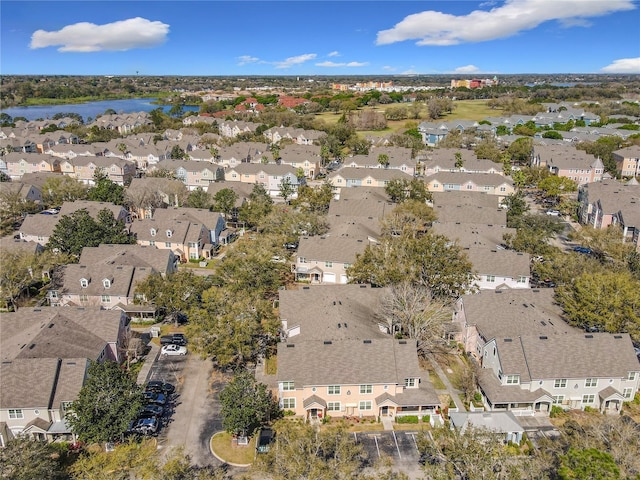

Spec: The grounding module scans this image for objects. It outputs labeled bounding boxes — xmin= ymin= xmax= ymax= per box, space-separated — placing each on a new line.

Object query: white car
xmin=161 ymin=344 xmax=187 ymax=356
xmin=546 ymin=210 xmax=561 ymax=216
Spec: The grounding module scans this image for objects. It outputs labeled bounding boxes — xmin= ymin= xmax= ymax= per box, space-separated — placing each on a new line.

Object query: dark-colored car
xmin=142 ymin=391 xmax=167 ymax=406
xmin=573 ymin=246 xmax=592 ymax=254
xmin=139 ymin=404 xmax=164 ymax=418
xmin=145 ymin=381 xmax=176 ymax=395
xmin=284 ymin=241 xmax=299 ymax=250
xmin=160 ymin=333 xmax=187 ymax=346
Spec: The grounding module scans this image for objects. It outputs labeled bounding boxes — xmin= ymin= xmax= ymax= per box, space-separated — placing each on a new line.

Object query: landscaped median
xmin=209 ymin=432 xmax=256 ymax=467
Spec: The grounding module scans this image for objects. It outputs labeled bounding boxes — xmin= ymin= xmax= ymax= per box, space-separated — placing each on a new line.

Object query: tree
xmin=66 ymin=360 xmax=143 ymax=443
xmin=555 ymin=271 xmax=640 ymax=343
xmin=0 ymin=436 xmax=66 ymax=480
xmin=212 ymin=188 xmax=239 ymax=218
xmin=454 ymin=151 xmax=464 ymax=168
xmin=501 ymin=191 xmax=529 ymax=228
xmin=377 ymin=153 xmax=390 ymax=168
xmin=278 ymin=177 xmax=296 ymax=203
xmin=542 ymin=130 xmax=563 ymax=139
xmin=0 ymin=189 xmax=40 ymax=235
xmin=378 ymin=282 xmax=450 ymax=354
xmin=380 ymin=200 xmax=436 ymax=238
xmin=558 ymin=448 xmax=620 ymax=480
xmin=185 ymin=187 xmax=211 ymax=209
xmin=256 ymin=419 xmax=367 ymax=480
xmin=239 ymin=184 xmax=273 ymax=228
xmin=41 ymin=175 xmax=88 ymax=206
xmin=292 ymin=181 xmax=335 ymax=214
xmin=170 ymin=145 xmax=187 ymax=160
xmin=134 ymin=270 xmax=212 ymax=322
xmin=47 ymin=208 xmax=134 ymax=257
xmin=538 ymin=175 xmax=577 ymax=200
xmin=507 ymin=137 xmax=534 ymax=165
xmin=385 ymin=178 xmax=431 ymax=204
xmin=348 ymin=233 xmax=474 ymax=299
xmin=503 ymin=214 xmax=564 ymax=256
xmin=219 ymin=371 xmax=280 ymax=439
xmin=87 ymin=171 xmax=125 ymax=204
xmin=187 ymin=289 xmax=279 ymax=368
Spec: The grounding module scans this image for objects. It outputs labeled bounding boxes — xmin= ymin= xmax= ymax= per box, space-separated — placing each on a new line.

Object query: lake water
xmin=0 ymin=98 xmax=200 ymax=122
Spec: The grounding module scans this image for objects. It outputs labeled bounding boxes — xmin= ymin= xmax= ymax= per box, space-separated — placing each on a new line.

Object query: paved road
xmin=355 ymin=430 xmax=424 ymax=480
xmin=160 ymin=354 xmax=221 ymax=466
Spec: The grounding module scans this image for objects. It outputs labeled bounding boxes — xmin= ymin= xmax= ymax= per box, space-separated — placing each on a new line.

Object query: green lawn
xmin=210 ymin=432 xmax=256 ymax=465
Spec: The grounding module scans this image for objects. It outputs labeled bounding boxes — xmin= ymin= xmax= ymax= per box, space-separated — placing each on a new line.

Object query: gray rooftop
xmin=431 ymin=223 xmax=516 ymax=249
xmin=464 ymin=247 xmax=531 ymax=278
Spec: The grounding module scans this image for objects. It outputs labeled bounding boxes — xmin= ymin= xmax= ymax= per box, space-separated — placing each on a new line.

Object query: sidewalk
xmin=136 ymin=341 xmax=160 ymax=385
xmin=426 ymin=354 xmax=467 ymax=412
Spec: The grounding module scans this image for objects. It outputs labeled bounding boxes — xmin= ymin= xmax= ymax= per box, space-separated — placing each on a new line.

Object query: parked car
xmin=573 ymin=246 xmax=592 ymax=254
xmin=161 ymin=344 xmax=187 ymax=356
xmin=145 ymin=381 xmax=175 ymax=395
xmin=160 ymin=333 xmax=187 ymax=346
xmin=138 ymin=404 xmax=164 ymax=418
xmin=545 ymin=209 xmax=561 ymax=216
xmin=284 ymin=241 xmax=299 ymax=250
xmin=143 ymin=391 xmax=167 ymax=406
xmin=128 ymin=417 xmax=159 ymax=435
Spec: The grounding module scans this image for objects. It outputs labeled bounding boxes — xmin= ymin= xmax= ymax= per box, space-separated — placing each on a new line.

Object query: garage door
xmin=323 ymin=273 xmax=336 ymax=283
xmin=340 ymin=274 xmax=348 ymax=284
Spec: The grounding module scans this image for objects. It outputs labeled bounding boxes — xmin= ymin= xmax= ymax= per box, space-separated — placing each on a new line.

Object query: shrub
xmin=473 ymin=392 xmax=483 ymax=404
xmin=283 ymin=409 xmax=295 ymax=416
xmin=583 ymin=406 xmax=596 ymax=413
xmin=550 ymin=405 xmax=564 ymax=418
xmin=422 ymin=415 xmax=430 ymax=423
xmin=396 ymin=415 xmax=419 ymax=424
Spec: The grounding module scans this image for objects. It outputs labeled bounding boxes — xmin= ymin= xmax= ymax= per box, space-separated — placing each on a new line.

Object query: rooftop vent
xmin=504 ymin=338 xmax=512 ymax=342
xmin=48 ymin=323 xmax=54 ymax=328
xmin=33 ymin=308 xmax=41 ymax=312
xmin=363 ymin=340 xmax=372 ymax=344
xmin=286 ymin=344 xmax=295 ymax=348
xmin=614 ymin=335 xmax=622 ymax=339
xmin=539 ymin=336 xmax=548 ymax=340
xmin=541 ymin=321 xmax=547 ymax=326
xmin=585 ymin=335 xmax=593 ymax=339
xmin=359 ymin=285 xmax=367 ymax=288
xmin=303 ymin=286 xmax=309 ymax=290
xmin=399 ymin=340 xmax=407 ymax=345
xmin=343 ymin=323 xmax=348 ymax=328
xmin=323 ymin=341 xmax=332 ymax=345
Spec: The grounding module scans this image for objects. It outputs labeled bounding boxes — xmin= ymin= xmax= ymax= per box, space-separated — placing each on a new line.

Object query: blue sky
xmin=2 ymin=1 xmax=639 ymax=76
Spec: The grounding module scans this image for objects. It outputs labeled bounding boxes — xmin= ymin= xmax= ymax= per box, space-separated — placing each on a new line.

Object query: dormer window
xmin=80 ymin=278 xmax=89 ymax=288
xmin=150 ymin=228 xmax=156 ymax=237
xmin=166 ymin=229 xmax=172 ymax=238
xmin=102 ymin=278 xmax=111 ymax=289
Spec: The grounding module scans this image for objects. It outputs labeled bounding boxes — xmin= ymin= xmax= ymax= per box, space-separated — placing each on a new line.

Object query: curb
xmin=209 ymin=431 xmax=253 ymax=467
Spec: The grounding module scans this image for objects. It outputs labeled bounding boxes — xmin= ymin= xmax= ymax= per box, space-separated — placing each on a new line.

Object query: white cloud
xmin=383 ymin=66 xmax=397 ymax=72
xmin=601 ymin=57 xmax=640 ymax=73
xmin=376 ymin=0 xmax=635 ymax=46
xmin=453 ymin=65 xmax=481 ymax=74
xmin=273 ymin=53 xmax=317 ymax=69
xmin=328 ymin=51 xmax=340 ymax=57
xmin=237 ymin=55 xmax=260 ymax=66
xmin=316 ymin=61 xmax=368 ymax=68
xmin=30 ymin=17 xmax=169 ymax=52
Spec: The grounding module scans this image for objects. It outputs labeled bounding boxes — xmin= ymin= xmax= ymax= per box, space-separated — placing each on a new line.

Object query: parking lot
xmin=354 ymin=430 xmax=424 ymax=477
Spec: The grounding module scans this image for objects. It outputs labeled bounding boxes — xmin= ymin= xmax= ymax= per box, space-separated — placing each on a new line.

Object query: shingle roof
xmin=477 ymin=369 xmax=552 ymax=404
xmin=0 ymin=358 xmax=60 ymax=409
xmin=79 ymin=244 xmax=173 ymax=274
xmin=464 ymin=247 xmax=530 ymax=278
xmin=0 ymin=307 xmax=122 ymax=361
xmin=279 ymin=284 xmax=389 ymax=341
xmin=297 ymin=235 xmax=371 ymax=264
xmin=431 ymin=223 xmax=516 ymax=249
xmin=276 ymin=339 xmax=422 ymax=386
xmin=460 ymin=290 xmax=575 ymax=342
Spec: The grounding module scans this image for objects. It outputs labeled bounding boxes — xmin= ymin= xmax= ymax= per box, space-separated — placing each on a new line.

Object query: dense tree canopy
xmin=47 ymin=208 xmax=134 ymax=257
xmin=0 ymin=436 xmax=66 ymax=480
xmin=66 ymin=360 xmax=143 ymax=443
xmin=219 ymin=371 xmax=280 ymax=438
xmin=87 ymin=171 xmax=125 ymax=204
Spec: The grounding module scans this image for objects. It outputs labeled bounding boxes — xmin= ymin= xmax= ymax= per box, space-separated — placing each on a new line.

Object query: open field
xmin=314 ymin=100 xmax=501 ymax=137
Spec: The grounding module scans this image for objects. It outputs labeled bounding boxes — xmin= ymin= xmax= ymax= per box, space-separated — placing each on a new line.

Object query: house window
xmin=582 ymin=394 xmax=595 ymax=404
xmin=61 ymin=401 xmax=73 ymax=412
xmin=165 ymin=242 xmax=171 ymax=248
xmin=150 ymin=228 xmax=156 ymax=236
xmin=79 ymin=294 xmax=88 ymax=302
xmin=327 ymin=385 xmax=341 ymax=395
xmin=360 ymin=385 xmax=373 ymax=394
xmin=327 ymin=402 xmax=341 ymax=412
xmin=359 ymin=401 xmax=372 ymax=411
xmin=366 ymin=179 xmax=372 ymax=185
xmin=517 ymin=276 xmax=527 ymax=283
xmin=299 ymin=257 xmax=307 ymax=264
xmin=554 ymin=379 xmax=567 ymax=388
xmin=80 ymin=278 xmax=88 ymax=288
xmin=166 ymin=230 xmax=172 ymax=238
xmin=486 ymin=275 xmax=495 ymax=282
xmin=623 ymin=388 xmax=633 ymax=399
xmin=466 ymin=184 xmax=473 ymax=190
xmin=101 ymin=295 xmax=111 ymax=303
xmin=628 ymin=372 xmax=637 ymax=381
xmin=189 ymin=252 xmax=198 ymax=260
xmin=552 ymin=395 xmax=565 ymax=405
xmin=37 ymin=236 xmax=44 ymax=242
xmin=325 ymin=261 xmax=333 ymax=268
xmin=404 ymin=378 xmax=417 ymax=388
xmin=585 ymin=378 xmax=598 ymax=387
xmin=505 ymin=375 xmax=519 ymax=385
xmin=149 ymin=241 xmax=155 ymax=246
xmin=282 ymin=381 xmax=295 ymax=391
xmin=188 ymin=242 xmax=197 ymax=248
xmin=432 ymin=183 xmax=439 ymax=188
xmin=102 ymin=279 xmax=111 ymax=289
xmin=282 ymin=398 xmax=296 ymax=409
xmin=8 ymin=409 xmax=23 ymax=419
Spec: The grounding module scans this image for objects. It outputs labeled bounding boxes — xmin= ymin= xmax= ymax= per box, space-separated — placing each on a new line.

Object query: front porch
xmin=599 ymin=386 xmax=625 ymax=414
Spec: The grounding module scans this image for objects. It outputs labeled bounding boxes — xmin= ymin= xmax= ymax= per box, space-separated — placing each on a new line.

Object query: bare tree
xmin=377 ymin=281 xmax=451 ymax=354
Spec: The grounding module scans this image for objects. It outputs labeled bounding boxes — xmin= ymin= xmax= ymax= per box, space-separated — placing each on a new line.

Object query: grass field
xmin=315 ymin=100 xmax=500 ymax=138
